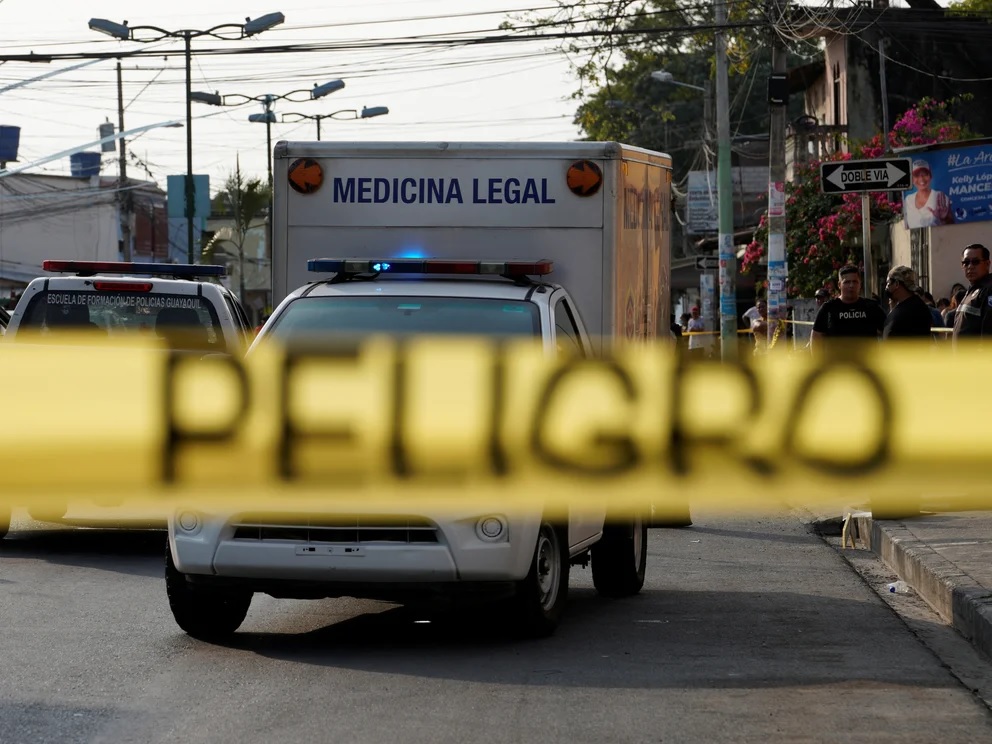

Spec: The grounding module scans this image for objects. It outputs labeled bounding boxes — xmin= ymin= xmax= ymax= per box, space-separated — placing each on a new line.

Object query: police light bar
xmin=42 ymin=260 xmax=226 ymax=277
xmin=306 ymin=258 xmax=554 ymax=277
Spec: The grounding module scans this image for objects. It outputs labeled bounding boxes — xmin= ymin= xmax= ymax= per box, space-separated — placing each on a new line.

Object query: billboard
xmin=686 ymin=167 xmax=767 ymax=235
xmin=902 ymin=142 xmax=992 ymax=229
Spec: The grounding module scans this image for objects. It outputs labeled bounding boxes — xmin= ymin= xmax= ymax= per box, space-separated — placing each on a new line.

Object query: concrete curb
xmin=852 ymin=515 xmax=992 ymax=662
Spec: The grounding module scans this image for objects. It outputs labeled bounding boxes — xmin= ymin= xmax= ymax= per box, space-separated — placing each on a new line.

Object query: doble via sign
xmin=820 ymin=158 xmax=912 ymax=194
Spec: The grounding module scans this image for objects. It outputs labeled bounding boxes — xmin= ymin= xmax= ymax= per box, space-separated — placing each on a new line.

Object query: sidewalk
xmin=845 ymin=511 xmax=992 ymax=661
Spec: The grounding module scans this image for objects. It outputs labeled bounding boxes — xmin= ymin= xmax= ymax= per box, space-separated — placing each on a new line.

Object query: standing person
xmin=915 ymin=288 xmax=945 ymax=331
xmin=952 ymin=243 xmax=992 ymax=344
xmin=882 ymin=266 xmax=933 ymax=339
xmin=810 ymin=265 xmax=886 ymax=348
xmin=686 ymin=305 xmax=707 ymax=356
xmin=944 ymin=289 xmax=966 ymax=328
xmin=742 ymin=295 xmax=764 ymax=327
xmin=903 ymin=159 xmax=954 ymax=229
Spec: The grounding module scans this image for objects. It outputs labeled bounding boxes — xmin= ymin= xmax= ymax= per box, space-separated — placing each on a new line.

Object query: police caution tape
xmin=0 ymin=336 xmax=986 ymax=517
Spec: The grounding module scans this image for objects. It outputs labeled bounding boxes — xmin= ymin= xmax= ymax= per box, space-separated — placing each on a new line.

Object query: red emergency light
xmin=93 ymin=281 xmax=154 ymax=292
xmin=42 ymin=260 xmax=226 ymax=277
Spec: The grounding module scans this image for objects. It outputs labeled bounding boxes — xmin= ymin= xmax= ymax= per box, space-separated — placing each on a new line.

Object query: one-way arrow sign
xmin=695 ymin=256 xmax=719 ymax=271
xmin=820 ymin=158 xmax=912 ymax=194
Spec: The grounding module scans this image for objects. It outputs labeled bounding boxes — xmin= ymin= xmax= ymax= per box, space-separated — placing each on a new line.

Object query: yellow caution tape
xmin=0 ymin=333 xmax=986 ymax=520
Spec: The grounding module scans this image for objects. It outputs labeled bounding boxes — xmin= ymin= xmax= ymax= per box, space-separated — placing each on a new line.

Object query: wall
xmin=889 ymin=219 xmax=912 ymax=271
xmin=888 ymin=220 xmax=980 ymax=300
xmin=824 ymin=36 xmax=849 ymax=143
xmin=929 ymin=223 xmax=982 ymax=299
xmin=0 ymin=174 xmax=119 ymax=289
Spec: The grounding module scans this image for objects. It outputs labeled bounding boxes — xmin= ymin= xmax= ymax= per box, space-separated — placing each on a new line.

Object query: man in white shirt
xmin=686 ymin=305 xmax=708 ymax=355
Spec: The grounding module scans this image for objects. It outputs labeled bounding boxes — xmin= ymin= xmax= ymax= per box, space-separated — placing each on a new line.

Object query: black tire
xmin=0 ymin=506 xmax=9 ymax=539
xmin=509 ymin=521 xmax=569 ymax=638
xmin=165 ymin=543 xmax=252 ymax=640
xmin=592 ymin=514 xmax=647 ymax=598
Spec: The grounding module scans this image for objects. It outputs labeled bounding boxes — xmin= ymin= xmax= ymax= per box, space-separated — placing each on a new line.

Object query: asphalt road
xmin=1 ymin=511 xmax=990 ymax=743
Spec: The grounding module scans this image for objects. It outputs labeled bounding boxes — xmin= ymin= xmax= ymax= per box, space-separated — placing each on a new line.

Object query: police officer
xmin=952 ymin=243 xmax=992 ymax=345
xmin=811 ymin=265 xmax=885 ymax=349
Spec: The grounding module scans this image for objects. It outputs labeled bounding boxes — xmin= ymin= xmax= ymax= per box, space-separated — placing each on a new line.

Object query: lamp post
xmin=194 ymin=81 xmax=345 ymax=308
xmin=281 ymin=106 xmax=389 ymax=141
xmin=88 ymin=12 xmax=285 ymax=264
xmin=193 ymin=81 xmax=346 ymax=191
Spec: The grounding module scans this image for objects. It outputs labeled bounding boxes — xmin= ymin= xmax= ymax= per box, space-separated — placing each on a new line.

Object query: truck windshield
xmin=266 ymin=296 xmax=541 ymax=341
xmin=17 ymin=289 xmax=224 ymax=351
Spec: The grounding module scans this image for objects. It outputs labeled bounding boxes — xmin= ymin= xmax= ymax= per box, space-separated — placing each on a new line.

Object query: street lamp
xmin=88 ymin=12 xmax=285 ymax=264
xmin=649 ymin=70 xmax=705 ymax=92
xmin=194 ymin=81 xmax=344 ymax=311
xmin=193 ymin=81 xmax=345 ymax=191
xmin=281 ymin=106 xmax=389 ymax=140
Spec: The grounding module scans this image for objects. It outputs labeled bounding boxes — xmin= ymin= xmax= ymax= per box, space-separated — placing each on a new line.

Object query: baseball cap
xmin=887 ymin=264 xmax=918 ymax=292
xmin=691 ymin=305 xmax=699 ymax=312
xmin=912 ymin=159 xmax=930 ymax=174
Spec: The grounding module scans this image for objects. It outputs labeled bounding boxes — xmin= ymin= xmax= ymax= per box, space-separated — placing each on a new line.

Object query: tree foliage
xmin=948 ymin=0 xmax=992 ymax=18
xmin=512 ymin=2 xmax=813 ymax=185
xmin=203 ymin=159 xmax=269 ymax=268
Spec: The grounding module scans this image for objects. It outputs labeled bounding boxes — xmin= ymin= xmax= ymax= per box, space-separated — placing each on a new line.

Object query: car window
xmin=223 ymin=293 xmax=253 ymax=342
xmin=17 ymin=289 xmax=224 ymax=351
xmin=266 ymin=295 xmax=541 ymax=341
xmin=554 ymin=297 xmax=584 ymax=356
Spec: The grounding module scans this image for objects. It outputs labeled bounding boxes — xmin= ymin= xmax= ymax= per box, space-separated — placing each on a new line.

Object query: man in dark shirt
xmin=882 ymin=265 xmax=933 ymax=339
xmin=952 ymin=243 xmax=992 ymax=346
xmin=811 ymin=264 xmax=885 ymax=348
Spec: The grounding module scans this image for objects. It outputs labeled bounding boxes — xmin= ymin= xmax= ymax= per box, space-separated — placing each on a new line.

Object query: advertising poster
xmin=902 ymin=143 xmax=992 ymax=228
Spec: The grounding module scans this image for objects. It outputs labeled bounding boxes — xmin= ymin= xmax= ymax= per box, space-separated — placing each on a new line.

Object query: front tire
xmin=166 ymin=543 xmax=252 ymax=640
xmin=592 ymin=514 xmax=647 ymax=598
xmin=509 ymin=521 xmax=569 ymax=638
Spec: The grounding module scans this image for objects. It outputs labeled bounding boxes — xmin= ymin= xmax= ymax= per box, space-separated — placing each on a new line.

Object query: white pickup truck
xmin=165 ymin=142 xmax=681 ymax=640
xmin=0 ymin=260 xmax=254 ymax=538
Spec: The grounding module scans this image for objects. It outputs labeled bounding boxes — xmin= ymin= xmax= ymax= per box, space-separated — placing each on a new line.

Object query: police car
xmin=3 ymin=260 xmax=254 ymax=352
xmin=165 ymin=258 xmax=646 ymax=640
xmin=0 ymin=260 xmax=254 ymax=538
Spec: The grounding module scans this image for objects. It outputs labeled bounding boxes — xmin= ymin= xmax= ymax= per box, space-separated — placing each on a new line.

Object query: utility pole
xmin=703 ymin=79 xmax=717 ymax=343
xmin=116 ymin=60 xmax=132 ymax=261
xmin=715 ymin=0 xmax=737 ymax=360
xmin=767 ymin=0 xmax=789 ymax=347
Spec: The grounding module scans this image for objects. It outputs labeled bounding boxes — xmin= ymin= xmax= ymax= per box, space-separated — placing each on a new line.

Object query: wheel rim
xmin=535 ymin=527 xmax=561 ymax=611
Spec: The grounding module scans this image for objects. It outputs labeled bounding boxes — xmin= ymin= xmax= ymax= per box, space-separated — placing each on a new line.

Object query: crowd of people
xmin=677 ymin=242 xmax=992 ymax=353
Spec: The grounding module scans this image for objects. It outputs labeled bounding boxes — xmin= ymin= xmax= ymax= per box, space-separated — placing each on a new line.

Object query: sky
xmin=0 ymin=1 xmax=586 ymax=195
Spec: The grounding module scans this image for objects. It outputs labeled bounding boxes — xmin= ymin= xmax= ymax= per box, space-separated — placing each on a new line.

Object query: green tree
xmin=948 ymin=0 xmax=992 ymax=17
xmin=512 ymin=2 xmax=813 ymax=184
xmin=203 ymin=158 xmax=270 ymax=304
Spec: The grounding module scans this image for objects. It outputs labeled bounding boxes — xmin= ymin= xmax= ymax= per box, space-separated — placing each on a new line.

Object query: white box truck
xmin=163 ymin=142 xmax=681 ymax=642
xmin=270 ymin=141 xmax=674 ymax=352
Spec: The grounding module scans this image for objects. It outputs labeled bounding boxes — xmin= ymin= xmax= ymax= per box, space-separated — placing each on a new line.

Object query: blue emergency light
xmin=306 ymin=258 xmax=553 ymax=277
xmin=42 ymin=260 xmax=226 ymax=277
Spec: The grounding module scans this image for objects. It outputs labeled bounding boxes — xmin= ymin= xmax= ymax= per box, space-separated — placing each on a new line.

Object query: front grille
xmin=231 ymin=514 xmax=439 ymax=544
